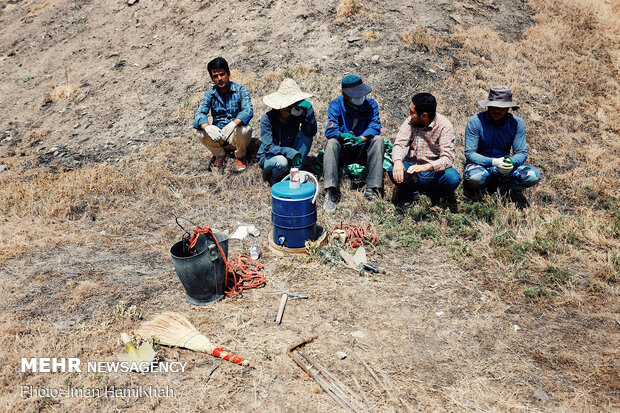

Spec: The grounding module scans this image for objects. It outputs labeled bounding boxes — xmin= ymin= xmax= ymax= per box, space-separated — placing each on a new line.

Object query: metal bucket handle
xmin=281 ymin=171 xmax=320 ymax=204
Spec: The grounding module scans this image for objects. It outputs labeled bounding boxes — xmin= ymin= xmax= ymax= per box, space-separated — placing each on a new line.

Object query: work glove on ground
xmin=492 ymin=157 xmax=514 ymax=174
xmin=221 ymin=121 xmax=237 ymax=142
xmin=204 ymin=125 xmax=223 ymax=142
xmin=291 ymin=153 xmax=302 ymax=167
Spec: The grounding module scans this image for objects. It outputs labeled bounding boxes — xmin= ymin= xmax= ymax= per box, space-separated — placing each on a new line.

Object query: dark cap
xmin=341 ymin=74 xmax=372 ymax=98
xmin=478 ymin=86 xmax=520 ymax=109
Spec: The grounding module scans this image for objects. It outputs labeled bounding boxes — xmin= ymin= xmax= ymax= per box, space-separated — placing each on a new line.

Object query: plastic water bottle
xmin=289 ymin=168 xmax=300 ymax=189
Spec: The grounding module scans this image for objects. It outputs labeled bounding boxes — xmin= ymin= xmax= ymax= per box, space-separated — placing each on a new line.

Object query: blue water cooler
xmin=271 ymin=173 xmax=319 ymax=248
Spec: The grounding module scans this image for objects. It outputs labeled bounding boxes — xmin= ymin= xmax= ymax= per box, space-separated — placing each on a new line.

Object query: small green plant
xmin=416 ymin=222 xmax=439 ymax=239
xmin=150 ymin=336 xmax=161 ymax=352
xmin=524 ymin=285 xmax=552 ymax=300
xmin=64 ymin=379 xmax=72 ymax=386
xmin=283 ymin=66 xmax=291 ymax=78
xmin=543 ymin=265 xmax=572 ymax=285
xmin=18 ymin=76 xmax=33 ymax=84
xmin=461 ymin=200 xmax=496 ymax=223
xmin=149 ymin=126 xmax=155 ymax=134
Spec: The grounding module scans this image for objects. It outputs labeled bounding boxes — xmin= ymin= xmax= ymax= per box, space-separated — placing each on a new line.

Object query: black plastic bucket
xmin=170 ymin=232 xmax=228 ymax=305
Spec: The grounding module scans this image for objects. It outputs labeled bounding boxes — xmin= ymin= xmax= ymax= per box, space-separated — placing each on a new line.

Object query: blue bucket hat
xmin=341 ymin=74 xmax=372 ymax=98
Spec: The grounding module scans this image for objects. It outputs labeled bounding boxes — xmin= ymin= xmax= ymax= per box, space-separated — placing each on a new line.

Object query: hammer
xmin=267 ymin=292 xmax=308 ymax=324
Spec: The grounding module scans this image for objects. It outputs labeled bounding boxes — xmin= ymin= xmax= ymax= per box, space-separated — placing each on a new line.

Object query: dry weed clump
xmin=47 ymin=83 xmax=80 ymax=101
xmin=173 ymin=91 xmax=202 ymax=123
xmin=401 ymin=25 xmax=443 ymax=52
xmin=362 ymin=29 xmax=378 ymax=41
xmin=336 ymin=0 xmax=361 ymax=19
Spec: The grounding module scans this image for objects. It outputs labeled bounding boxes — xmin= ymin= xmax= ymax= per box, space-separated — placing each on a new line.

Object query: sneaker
xmin=210 ymin=156 xmax=226 ymax=171
xmin=323 ymin=188 xmax=338 ymax=214
xmin=363 ymin=187 xmax=381 ymax=202
xmin=234 ymin=157 xmax=247 ymax=172
xmin=509 ymin=189 xmax=529 ymax=209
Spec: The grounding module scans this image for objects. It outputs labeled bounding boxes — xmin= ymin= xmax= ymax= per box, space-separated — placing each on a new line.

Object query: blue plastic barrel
xmin=271 ymin=180 xmax=318 ymax=248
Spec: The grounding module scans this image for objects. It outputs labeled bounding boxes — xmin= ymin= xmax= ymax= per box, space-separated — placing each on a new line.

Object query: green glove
xmin=351 ymin=135 xmax=364 ymax=145
xmin=296 ymin=100 xmax=312 ymax=112
xmin=340 ymin=132 xmax=355 ymax=144
xmin=492 ymin=157 xmax=513 ymax=174
xmin=291 ymin=153 xmax=302 ymax=167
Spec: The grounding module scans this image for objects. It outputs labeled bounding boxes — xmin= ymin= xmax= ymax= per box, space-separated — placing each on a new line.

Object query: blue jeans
xmin=262 ymin=131 xmax=313 ymax=181
xmin=464 ymin=163 xmax=541 ymax=191
xmin=388 ymin=162 xmax=461 ymax=202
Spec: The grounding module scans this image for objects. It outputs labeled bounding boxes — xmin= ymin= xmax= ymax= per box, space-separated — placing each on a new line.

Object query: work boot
xmin=323 ymin=188 xmax=338 ymax=214
xmin=363 ymin=187 xmax=381 ymax=202
xmin=509 ymin=189 xmax=529 ymax=209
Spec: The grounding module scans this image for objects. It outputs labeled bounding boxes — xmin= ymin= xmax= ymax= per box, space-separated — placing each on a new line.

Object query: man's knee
xmin=464 ymin=164 xmax=489 ymax=189
xmin=237 ymin=125 xmax=252 ymax=139
xmin=514 ymin=165 xmax=541 ymax=188
xmin=443 ymin=168 xmax=462 ymax=189
xmin=325 ymin=138 xmax=340 ymax=150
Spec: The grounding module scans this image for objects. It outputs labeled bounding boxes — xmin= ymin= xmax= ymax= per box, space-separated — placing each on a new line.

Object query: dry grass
xmin=400 ymin=25 xmax=443 ymax=52
xmin=47 ymin=83 xmax=81 ymax=101
xmin=336 ymin=0 xmax=361 ymax=19
xmin=361 ymin=29 xmax=377 ymax=41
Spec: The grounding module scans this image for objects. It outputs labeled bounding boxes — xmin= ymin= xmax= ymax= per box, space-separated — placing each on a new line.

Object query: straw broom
xmin=137 ymin=312 xmax=249 ymax=366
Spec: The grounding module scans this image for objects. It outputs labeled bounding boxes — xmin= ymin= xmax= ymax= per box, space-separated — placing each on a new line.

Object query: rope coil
xmin=188 ymin=226 xmax=266 ymax=296
xmin=330 ymin=222 xmax=377 ymax=254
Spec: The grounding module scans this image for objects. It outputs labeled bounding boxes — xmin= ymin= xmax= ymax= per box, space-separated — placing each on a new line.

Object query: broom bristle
xmin=137 ymin=312 xmax=215 ymax=353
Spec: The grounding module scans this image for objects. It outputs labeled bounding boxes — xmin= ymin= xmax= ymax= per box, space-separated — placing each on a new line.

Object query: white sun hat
xmin=263 ymin=78 xmax=313 ymax=110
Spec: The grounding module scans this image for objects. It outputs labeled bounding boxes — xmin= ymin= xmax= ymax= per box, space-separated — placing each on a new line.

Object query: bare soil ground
xmin=1 ymin=0 xmax=619 ymax=411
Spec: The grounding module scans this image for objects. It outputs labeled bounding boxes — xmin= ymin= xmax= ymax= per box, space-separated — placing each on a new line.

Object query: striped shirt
xmin=391 ymin=112 xmax=455 ymax=171
xmin=193 ymin=81 xmax=253 ymax=129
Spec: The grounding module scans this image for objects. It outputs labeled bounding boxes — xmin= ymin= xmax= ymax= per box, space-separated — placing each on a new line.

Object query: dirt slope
xmin=1 ymin=0 xmax=619 ymax=412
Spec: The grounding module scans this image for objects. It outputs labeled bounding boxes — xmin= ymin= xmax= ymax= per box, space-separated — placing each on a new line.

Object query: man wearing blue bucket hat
xmin=257 ymin=78 xmax=317 ymax=185
xmin=322 ymin=74 xmax=384 ymax=213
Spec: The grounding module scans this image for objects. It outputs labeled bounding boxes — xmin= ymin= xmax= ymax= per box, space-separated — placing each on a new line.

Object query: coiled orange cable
xmin=188 ymin=227 xmax=266 ymax=296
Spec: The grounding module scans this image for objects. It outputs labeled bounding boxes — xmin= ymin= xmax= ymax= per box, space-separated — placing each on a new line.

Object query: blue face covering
xmin=350 ymin=96 xmax=365 ymax=106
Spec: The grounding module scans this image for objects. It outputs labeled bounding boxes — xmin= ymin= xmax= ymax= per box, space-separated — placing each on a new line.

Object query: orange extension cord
xmin=330 ymin=222 xmax=378 ymax=254
xmin=189 ymin=226 xmax=266 ymax=296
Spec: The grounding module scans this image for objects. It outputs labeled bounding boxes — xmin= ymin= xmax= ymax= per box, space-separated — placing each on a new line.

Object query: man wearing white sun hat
xmin=257 ymin=78 xmax=317 ymax=185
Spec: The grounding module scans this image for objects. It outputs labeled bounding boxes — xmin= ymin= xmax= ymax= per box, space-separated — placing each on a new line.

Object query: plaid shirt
xmin=391 ymin=112 xmax=455 ymax=171
xmin=193 ymin=81 xmax=253 ymax=129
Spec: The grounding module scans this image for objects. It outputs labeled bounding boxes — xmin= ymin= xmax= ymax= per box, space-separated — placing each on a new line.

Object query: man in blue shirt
xmin=193 ymin=57 xmax=253 ymax=172
xmin=464 ymin=86 xmax=541 ymax=208
xmin=323 ymin=75 xmax=384 ymax=213
xmin=257 ymin=79 xmax=317 ymax=185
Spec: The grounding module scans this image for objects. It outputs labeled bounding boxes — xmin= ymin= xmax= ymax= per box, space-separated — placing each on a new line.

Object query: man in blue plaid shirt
xmin=193 ymin=57 xmax=253 ymax=172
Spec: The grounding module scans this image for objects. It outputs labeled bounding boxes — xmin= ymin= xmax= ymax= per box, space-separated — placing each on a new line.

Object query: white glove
xmin=492 ymin=157 xmax=513 ymax=174
xmin=221 ymin=121 xmax=237 ymax=142
xmin=204 ymin=125 xmax=222 ymax=142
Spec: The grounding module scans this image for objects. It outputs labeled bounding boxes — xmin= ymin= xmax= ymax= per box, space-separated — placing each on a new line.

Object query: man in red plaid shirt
xmin=389 ymin=93 xmax=461 ymax=209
